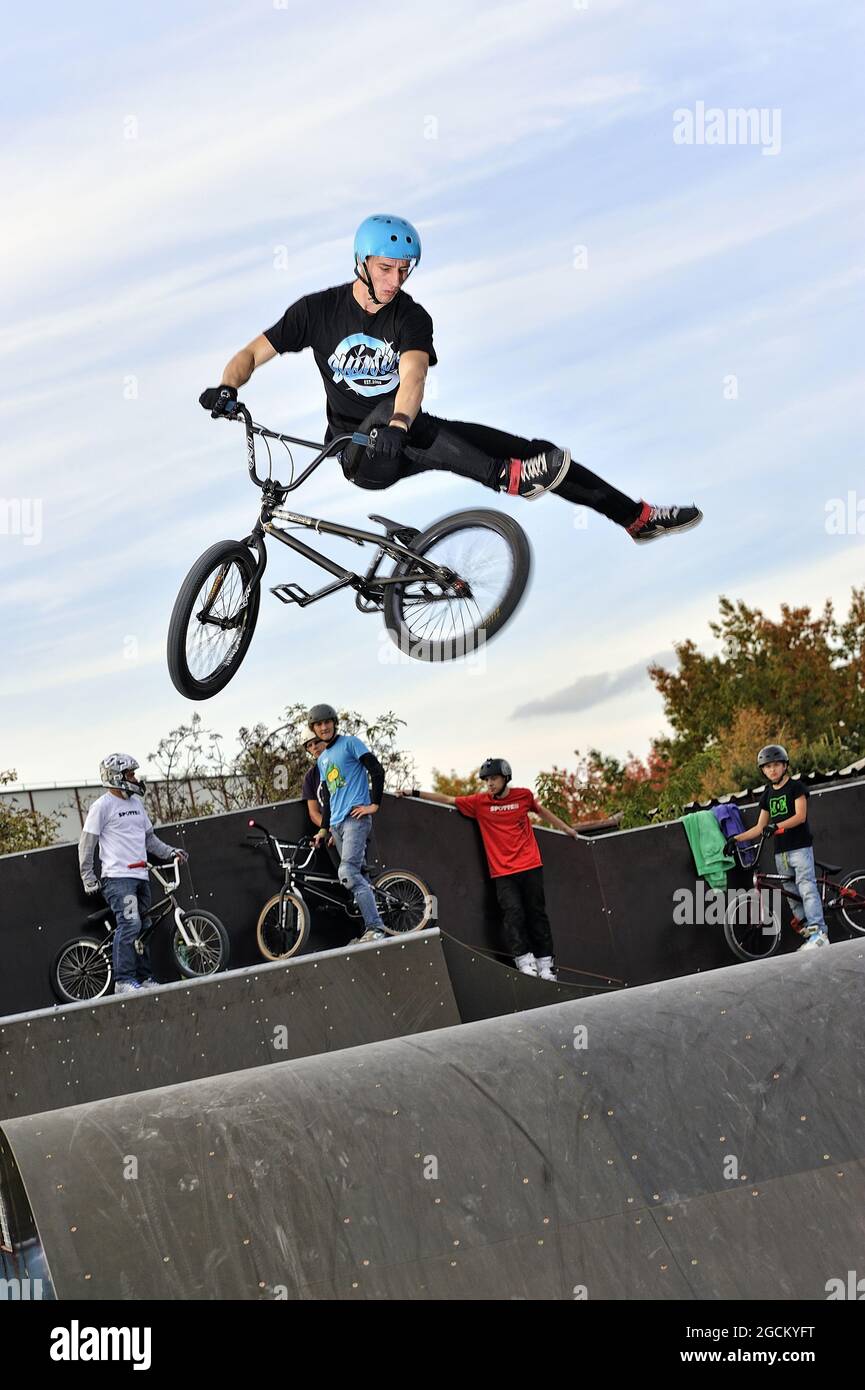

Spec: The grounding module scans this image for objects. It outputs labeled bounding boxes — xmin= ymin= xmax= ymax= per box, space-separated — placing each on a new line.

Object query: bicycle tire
xmin=167 ymin=541 xmax=261 ymax=700
xmin=383 ymin=509 xmax=530 ymax=662
xmin=51 ymin=935 xmax=112 ymax=1003
xmin=171 ymin=910 xmax=231 ymax=977
xmin=723 ymin=890 xmax=782 ymax=961
xmin=837 ymin=871 xmax=865 ymax=935
xmin=256 ymin=890 xmax=311 ymax=961
xmin=373 ymin=869 xmax=436 ymax=935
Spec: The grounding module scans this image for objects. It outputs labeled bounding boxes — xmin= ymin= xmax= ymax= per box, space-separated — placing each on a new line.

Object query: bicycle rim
xmin=724 ymin=893 xmax=781 ymax=960
xmin=839 ymin=873 xmax=865 ymax=934
xmin=388 ymin=519 xmax=527 ymax=660
xmin=173 ymin=914 xmax=225 ymax=975
xmin=374 ymin=872 xmax=432 ymax=934
xmin=258 ymin=897 xmax=306 ymax=959
xmin=186 ymin=555 xmax=255 ymax=684
xmin=57 ymin=941 xmax=111 ymax=1000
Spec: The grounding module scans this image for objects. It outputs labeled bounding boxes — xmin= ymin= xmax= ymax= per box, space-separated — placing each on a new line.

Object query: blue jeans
xmin=330 ymin=816 xmax=383 ymax=929
xmin=775 ymin=847 xmax=827 ymax=934
xmin=102 ymin=877 xmax=153 ymax=984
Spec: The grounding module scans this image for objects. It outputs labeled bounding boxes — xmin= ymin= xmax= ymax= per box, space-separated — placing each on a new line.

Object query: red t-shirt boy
xmin=402 ymin=758 xmax=577 ymax=979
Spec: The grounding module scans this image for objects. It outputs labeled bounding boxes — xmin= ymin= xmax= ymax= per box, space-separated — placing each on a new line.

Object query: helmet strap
xmin=356 ymin=257 xmax=383 ymax=307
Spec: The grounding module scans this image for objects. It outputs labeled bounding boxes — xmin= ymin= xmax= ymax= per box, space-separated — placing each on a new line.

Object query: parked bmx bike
xmin=724 ymin=828 xmax=865 ymax=961
xmin=246 ymin=818 xmax=437 ymax=961
xmin=51 ymin=859 xmax=230 ymax=1003
xmin=167 ymin=404 xmax=531 ymax=699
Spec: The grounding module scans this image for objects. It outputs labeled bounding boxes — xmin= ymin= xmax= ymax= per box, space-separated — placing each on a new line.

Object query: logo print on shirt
xmin=769 ymin=795 xmax=789 ymax=817
xmin=328 ymin=334 xmax=400 ymax=397
xmin=324 ymin=763 xmax=347 ymax=792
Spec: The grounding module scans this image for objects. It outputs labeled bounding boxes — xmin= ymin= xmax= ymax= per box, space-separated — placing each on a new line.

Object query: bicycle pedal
xmin=271 ymin=582 xmax=310 ymax=605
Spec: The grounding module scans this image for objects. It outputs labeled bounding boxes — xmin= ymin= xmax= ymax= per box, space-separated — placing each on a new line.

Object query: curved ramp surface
xmin=2 ymin=941 xmax=863 ymax=1300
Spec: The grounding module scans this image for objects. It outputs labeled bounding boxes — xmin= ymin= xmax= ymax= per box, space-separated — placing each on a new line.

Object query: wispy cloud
xmin=512 ymin=651 xmax=677 ymax=718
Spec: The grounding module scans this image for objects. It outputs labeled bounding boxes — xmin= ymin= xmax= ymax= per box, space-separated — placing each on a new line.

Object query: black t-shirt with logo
xmin=759 ymin=776 xmax=813 ymax=850
xmin=264 ymin=283 xmax=437 ymax=439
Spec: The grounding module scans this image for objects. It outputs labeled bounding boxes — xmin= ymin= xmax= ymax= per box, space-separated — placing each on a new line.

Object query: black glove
xmin=199 ymin=385 xmax=238 ymax=417
xmin=368 ymin=424 xmax=407 ymax=463
xmin=764 ymin=822 xmax=778 ymax=837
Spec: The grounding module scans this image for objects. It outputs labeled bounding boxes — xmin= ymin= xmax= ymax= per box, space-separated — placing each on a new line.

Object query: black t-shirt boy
xmin=759 ymin=776 xmax=813 ymax=851
xmin=264 ymin=284 xmax=437 ymax=439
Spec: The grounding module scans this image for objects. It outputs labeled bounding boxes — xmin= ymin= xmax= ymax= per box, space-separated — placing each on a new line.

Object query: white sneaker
xmin=115 ymin=980 xmax=142 ymax=995
xmin=799 ymin=932 xmax=829 ymax=951
xmin=536 ymin=956 xmax=557 ymax=981
xmin=514 ymin=953 xmax=538 ymax=976
xmin=358 ymin=928 xmax=387 ymax=943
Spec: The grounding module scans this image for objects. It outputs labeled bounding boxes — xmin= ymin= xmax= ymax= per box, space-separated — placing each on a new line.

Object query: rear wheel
xmin=167 ymin=541 xmax=261 ymax=700
xmin=256 ymin=891 xmax=311 ymax=961
xmin=51 ymin=935 xmax=112 ymax=1003
xmin=724 ymin=890 xmax=782 ymax=961
xmin=837 ymin=871 xmax=865 ymax=935
xmin=172 ymin=910 xmax=230 ymax=977
xmin=373 ymin=870 xmax=435 ymax=935
xmin=383 ymin=509 xmax=530 ymax=662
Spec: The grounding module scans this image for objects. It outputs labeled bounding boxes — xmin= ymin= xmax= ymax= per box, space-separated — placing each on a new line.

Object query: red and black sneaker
xmin=499 ymin=448 xmax=570 ymax=501
xmin=628 ymin=501 xmax=703 ymax=544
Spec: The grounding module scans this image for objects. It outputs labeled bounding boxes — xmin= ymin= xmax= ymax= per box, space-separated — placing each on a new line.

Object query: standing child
xmin=732 ymin=744 xmax=828 ymax=950
xmin=78 ymin=753 xmax=189 ymax=993
xmin=403 ymin=757 xmax=577 ymax=979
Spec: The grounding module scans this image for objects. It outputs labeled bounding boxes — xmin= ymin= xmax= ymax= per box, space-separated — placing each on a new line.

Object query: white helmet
xmin=100 ymin=753 xmax=145 ymax=798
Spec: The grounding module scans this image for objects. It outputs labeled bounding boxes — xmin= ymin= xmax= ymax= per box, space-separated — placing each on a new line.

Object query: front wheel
xmin=383 ymin=509 xmax=530 ymax=662
xmin=256 ymin=890 xmax=311 ymax=961
xmin=51 ymin=935 xmax=113 ymax=1003
xmin=373 ymin=870 xmax=436 ymax=935
xmin=837 ymin=871 xmax=865 ymax=935
xmin=172 ymin=910 xmax=230 ymax=977
xmin=167 ymin=541 xmax=261 ymax=700
xmin=723 ymin=890 xmax=782 ymax=961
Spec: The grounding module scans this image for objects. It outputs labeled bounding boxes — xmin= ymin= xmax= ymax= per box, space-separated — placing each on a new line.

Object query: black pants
xmin=338 ymin=404 xmax=640 ymax=527
xmin=494 ymin=867 xmax=555 ymax=959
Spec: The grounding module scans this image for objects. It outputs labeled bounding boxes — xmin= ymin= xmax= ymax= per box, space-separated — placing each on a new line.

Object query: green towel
xmin=682 ymin=810 xmax=734 ymax=890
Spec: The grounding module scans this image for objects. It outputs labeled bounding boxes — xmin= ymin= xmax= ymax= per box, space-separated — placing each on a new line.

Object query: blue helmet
xmin=354 ymin=215 xmax=422 ymax=273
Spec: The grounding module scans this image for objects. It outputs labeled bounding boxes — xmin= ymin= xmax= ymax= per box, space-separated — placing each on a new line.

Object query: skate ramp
xmin=2 ymin=940 xmax=862 ymax=1300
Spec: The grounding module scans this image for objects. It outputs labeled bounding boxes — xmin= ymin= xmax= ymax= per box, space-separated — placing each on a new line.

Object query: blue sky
xmin=1 ymin=0 xmax=863 ymax=792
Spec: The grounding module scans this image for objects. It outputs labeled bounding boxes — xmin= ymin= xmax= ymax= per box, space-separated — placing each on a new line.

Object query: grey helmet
xmin=479 ymin=757 xmax=512 ymax=782
xmin=100 ymin=753 xmax=145 ymax=798
xmin=757 ymin=744 xmax=789 ymax=768
xmin=307 ymin=703 xmax=339 ymax=736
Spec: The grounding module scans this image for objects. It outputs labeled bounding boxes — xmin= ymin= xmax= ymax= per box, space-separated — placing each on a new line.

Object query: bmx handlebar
xmin=224 ymin=403 xmax=369 ymax=492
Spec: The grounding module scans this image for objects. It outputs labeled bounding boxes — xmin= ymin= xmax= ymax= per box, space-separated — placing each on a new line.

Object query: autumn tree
xmin=0 ymin=771 xmax=61 ymax=855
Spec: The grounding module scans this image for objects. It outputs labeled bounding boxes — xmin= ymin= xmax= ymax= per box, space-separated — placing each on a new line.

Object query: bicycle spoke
xmin=186 ymin=562 xmax=251 ymax=682
xmin=399 ymin=528 xmax=515 ymax=648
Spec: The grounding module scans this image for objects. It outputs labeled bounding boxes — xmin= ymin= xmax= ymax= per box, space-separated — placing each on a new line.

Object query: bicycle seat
xmin=815 ymin=860 xmax=841 ymax=875
xmin=368 ymin=514 xmax=419 ymax=542
xmin=86 ymin=907 xmax=112 ymax=925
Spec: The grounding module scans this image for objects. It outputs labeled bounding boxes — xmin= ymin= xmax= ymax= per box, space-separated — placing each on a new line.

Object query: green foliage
xmin=0 ymin=770 xmax=61 ymax=854
xmin=538 ymin=589 xmax=865 ymax=827
xmin=431 ymin=767 xmax=481 ymax=797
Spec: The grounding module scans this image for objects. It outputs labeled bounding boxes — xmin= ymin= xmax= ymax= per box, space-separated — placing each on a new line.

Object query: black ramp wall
xmin=2 ymin=777 xmax=863 ymax=1015
xmin=4 ymin=940 xmax=864 ymax=1301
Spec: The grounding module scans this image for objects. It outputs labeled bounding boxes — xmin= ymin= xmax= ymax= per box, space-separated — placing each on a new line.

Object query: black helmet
xmin=308 ymin=703 xmax=338 ymax=733
xmin=479 ymin=757 xmax=512 ymax=782
xmin=757 ymin=744 xmax=789 ymax=768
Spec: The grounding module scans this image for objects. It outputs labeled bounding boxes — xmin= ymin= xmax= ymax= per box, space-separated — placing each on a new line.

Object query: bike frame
xmin=251 ymin=825 xmax=371 ymax=918
xmin=213 ymin=406 xmax=465 ymax=617
xmin=733 ymin=834 xmax=850 ymax=921
xmin=97 ymin=860 xmax=200 ymax=957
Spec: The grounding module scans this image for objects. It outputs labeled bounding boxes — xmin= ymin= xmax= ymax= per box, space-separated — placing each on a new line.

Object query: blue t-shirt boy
xmin=318 ymin=735 xmax=376 ymax=827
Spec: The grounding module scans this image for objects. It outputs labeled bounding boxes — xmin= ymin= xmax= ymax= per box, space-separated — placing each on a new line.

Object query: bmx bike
xmin=246 ymin=818 xmax=437 ymax=961
xmin=724 ymin=827 xmax=865 ymax=961
xmin=51 ymin=859 xmax=231 ymax=1002
xmin=167 ymin=404 xmax=531 ymax=699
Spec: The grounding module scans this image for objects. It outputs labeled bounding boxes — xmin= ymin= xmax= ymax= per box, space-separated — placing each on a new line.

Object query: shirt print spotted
xmin=328 ymin=333 xmax=400 ymax=397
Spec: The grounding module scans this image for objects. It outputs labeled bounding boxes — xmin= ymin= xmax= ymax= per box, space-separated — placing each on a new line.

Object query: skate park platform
xmin=2 ymin=939 xmax=863 ymax=1300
